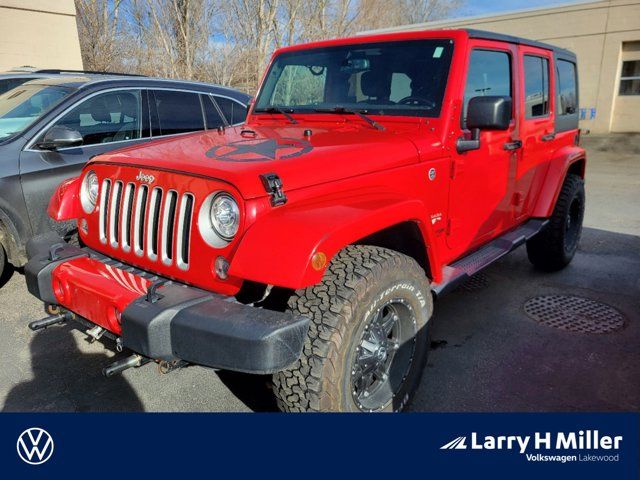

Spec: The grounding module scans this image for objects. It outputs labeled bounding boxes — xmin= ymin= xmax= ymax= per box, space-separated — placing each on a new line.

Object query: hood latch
xmin=260 ymin=173 xmax=287 ymax=207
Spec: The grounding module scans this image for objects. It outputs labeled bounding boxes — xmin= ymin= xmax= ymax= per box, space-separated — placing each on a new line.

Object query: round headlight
xmin=80 ymin=170 xmax=99 ymax=214
xmin=210 ymin=193 xmax=239 ymax=240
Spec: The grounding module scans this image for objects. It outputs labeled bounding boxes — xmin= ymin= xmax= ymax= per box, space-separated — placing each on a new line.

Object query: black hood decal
xmin=206 ymin=138 xmax=313 ymax=162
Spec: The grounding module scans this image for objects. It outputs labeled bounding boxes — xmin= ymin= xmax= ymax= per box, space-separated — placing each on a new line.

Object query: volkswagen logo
xmin=17 ymin=428 xmax=54 ymax=465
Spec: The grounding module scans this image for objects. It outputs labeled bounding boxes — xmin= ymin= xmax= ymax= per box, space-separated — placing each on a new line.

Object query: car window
xmin=463 ymin=49 xmax=512 ymax=125
xmin=215 ymin=96 xmax=247 ymax=125
xmin=0 ymin=84 xmax=72 ymax=142
xmin=523 ymin=55 xmax=550 ymax=118
xmin=151 ymin=90 xmax=205 ymax=136
xmin=202 ymin=95 xmax=226 ymax=128
xmin=50 ymin=89 xmax=142 ymax=147
xmin=254 ymin=39 xmax=454 ymax=118
xmin=556 ymin=60 xmax=577 ymax=115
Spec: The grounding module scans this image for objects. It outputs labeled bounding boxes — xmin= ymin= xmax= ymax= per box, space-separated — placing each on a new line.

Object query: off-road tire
xmin=527 ymin=173 xmax=585 ymax=271
xmin=272 ymin=245 xmax=433 ymax=412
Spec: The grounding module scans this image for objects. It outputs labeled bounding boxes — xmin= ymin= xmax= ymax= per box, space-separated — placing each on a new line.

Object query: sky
xmin=455 ymin=0 xmax=588 ymax=17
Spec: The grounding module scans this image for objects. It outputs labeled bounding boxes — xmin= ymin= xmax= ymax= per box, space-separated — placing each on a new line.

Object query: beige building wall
xmin=363 ymin=0 xmax=640 ymax=134
xmin=0 ymin=0 xmax=82 ymax=72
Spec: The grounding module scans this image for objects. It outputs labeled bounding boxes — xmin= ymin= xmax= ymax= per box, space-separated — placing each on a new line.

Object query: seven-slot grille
xmin=99 ymin=179 xmax=195 ymax=270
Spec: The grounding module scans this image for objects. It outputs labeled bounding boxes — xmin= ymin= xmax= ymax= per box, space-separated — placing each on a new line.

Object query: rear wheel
xmin=527 ymin=173 xmax=585 ymax=271
xmin=273 ymin=246 xmax=433 ymax=412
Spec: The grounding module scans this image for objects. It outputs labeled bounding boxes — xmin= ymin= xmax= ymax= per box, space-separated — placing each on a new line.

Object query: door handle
xmin=541 ymin=133 xmax=556 ymax=142
xmin=503 ymin=140 xmax=522 ymax=151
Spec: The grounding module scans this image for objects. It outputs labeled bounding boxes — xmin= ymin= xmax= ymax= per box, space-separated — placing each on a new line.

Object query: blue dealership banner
xmin=0 ymin=413 xmax=637 ymax=479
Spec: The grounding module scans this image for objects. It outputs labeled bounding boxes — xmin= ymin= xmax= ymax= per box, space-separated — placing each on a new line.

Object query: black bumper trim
xmin=25 ymin=232 xmax=310 ymax=374
xmin=24 ymin=232 xmax=88 ymax=304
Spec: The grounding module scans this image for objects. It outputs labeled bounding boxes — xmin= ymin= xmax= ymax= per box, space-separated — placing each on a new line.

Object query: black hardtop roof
xmin=464 ymin=29 xmax=577 ymax=60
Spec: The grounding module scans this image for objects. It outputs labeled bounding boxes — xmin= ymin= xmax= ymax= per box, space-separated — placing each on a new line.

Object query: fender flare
xmin=532 ymin=146 xmax=586 ymax=218
xmin=229 ymin=194 xmax=438 ymax=289
xmin=48 ymin=176 xmax=82 ymax=221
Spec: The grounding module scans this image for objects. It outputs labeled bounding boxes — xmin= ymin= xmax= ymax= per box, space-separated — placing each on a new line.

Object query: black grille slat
xmin=151 ymin=189 xmax=163 ymax=256
xmin=137 ymin=186 xmax=148 ymax=253
xmin=165 ymin=191 xmax=178 ymax=261
xmin=181 ymin=195 xmax=194 ymax=266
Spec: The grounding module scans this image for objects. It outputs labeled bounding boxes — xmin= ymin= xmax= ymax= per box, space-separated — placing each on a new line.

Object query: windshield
xmin=0 ymin=84 xmax=73 ymax=141
xmin=255 ymin=39 xmax=454 ymax=118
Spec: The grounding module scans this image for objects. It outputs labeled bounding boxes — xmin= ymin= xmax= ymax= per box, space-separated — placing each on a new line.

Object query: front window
xmin=255 ymin=39 xmax=454 ymax=118
xmin=51 ymin=89 xmax=143 ymax=146
xmin=0 ymin=84 xmax=72 ymax=141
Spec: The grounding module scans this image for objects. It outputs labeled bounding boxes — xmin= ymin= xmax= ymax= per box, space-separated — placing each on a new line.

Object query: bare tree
xmin=74 ymin=0 xmax=460 ymax=91
xmin=74 ymin=0 xmax=125 ymax=71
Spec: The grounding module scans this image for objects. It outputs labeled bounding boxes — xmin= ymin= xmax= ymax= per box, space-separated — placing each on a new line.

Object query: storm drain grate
xmin=456 ymin=272 xmax=489 ymax=293
xmin=524 ymin=295 xmax=625 ymax=334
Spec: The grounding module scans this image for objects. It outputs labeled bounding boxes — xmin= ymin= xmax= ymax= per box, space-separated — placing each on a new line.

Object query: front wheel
xmin=0 ymin=243 xmax=13 ymax=288
xmin=527 ymin=173 xmax=585 ymax=271
xmin=273 ymin=246 xmax=433 ymax=412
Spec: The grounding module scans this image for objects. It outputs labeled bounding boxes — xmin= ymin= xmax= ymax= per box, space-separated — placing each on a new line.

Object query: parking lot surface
xmin=0 ymin=136 xmax=638 ymax=412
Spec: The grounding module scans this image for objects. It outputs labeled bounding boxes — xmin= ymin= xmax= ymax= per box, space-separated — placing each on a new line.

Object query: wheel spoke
xmin=379 ymin=309 xmax=397 ymax=336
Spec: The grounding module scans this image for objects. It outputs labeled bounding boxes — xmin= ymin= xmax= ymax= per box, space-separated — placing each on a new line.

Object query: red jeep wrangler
xmin=25 ymin=29 xmax=585 ymax=412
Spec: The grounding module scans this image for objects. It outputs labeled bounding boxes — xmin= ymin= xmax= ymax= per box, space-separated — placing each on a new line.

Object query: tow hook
xmin=103 ymin=354 xmax=150 ymax=377
xmin=28 ymin=312 xmax=72 ymax=331
xmin=86 ymin=325 xmax=106 ymax=343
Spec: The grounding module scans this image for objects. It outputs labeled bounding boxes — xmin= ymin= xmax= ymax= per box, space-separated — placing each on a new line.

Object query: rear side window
xmin=556 ymin=60 xmax=577 ymax=115
xmin=463 ymin=49 xmax=512 ymax=125
xmin=151 ymin=90 xmax=205 ymax=136
xmin=215 ymin=96 xmax=247 ymax=125
xmin=523 ymin=55 xmax=550 ymax=118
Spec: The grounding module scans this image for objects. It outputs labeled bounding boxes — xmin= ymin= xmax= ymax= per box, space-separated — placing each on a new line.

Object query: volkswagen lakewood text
xmin=25 ymin=29 xmax=585 ymax=412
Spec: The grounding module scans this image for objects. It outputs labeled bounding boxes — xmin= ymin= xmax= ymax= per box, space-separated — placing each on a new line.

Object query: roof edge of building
xmin=359 ymin=0 xmax=604 ymax=35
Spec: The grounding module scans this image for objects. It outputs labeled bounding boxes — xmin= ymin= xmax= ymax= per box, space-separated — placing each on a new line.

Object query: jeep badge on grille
xmin=135 ymin=171 xmax=155 ymax=184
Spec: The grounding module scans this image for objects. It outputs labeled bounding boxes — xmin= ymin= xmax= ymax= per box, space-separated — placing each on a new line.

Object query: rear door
xmin=513 ymin=46 xmax=555 ymax=220
xmin=446 ymin=40 xmax=520 ymax=253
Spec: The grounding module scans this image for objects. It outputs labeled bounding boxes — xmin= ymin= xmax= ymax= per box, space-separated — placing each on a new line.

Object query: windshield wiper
xmin=314 ymin=107 xmax=385 ymax=131
xmin=254 ymin=107 xmax=298 ymax=124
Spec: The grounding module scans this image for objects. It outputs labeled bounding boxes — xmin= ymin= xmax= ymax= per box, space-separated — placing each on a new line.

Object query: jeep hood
xmin=95 ymin=124 xmax=436 ymax=200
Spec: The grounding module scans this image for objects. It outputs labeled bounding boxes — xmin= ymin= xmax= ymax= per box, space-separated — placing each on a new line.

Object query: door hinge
xmin=260 ymin=173 xmax=287 ymax=207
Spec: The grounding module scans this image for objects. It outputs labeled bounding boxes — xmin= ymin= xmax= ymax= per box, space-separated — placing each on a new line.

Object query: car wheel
xmin=527 ymin=173 xmax=585 ymax=271
xmin=0 ymin=243 xmax=14 ymax=288
xmin=273 ymin=245 xmax=433 ymax=412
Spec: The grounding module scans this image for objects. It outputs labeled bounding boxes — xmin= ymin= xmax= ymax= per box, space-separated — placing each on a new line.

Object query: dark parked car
xmin=0 ymin=74 xmax=250 ymax=285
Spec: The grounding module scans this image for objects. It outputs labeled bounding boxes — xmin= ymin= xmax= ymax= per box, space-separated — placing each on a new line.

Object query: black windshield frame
xmin=255 ymin=39 xmax=455 ymax=118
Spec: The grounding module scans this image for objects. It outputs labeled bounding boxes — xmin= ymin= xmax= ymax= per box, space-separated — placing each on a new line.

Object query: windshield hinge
xmin=260 ymin=173 xmax=287 ymax=207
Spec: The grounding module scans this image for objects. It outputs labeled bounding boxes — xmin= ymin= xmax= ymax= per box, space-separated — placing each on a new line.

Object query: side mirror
xmin=457 ymin=96 xmax=512 ymax=153
xmin=37 ymin=125 xmax=83 ymax=150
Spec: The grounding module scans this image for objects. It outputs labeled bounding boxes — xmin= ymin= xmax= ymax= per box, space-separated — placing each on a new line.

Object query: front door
xmin=514 ymin=46 xmax=555 ymax=220
xmin=446 ymin=40 xmax=520 ymax=254
xmin=19 ymin=89 xmax=150 ymax=237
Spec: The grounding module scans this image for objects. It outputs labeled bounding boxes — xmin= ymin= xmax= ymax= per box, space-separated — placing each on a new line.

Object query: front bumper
xmin=25 ymin=233 xmax=309 ymax=374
